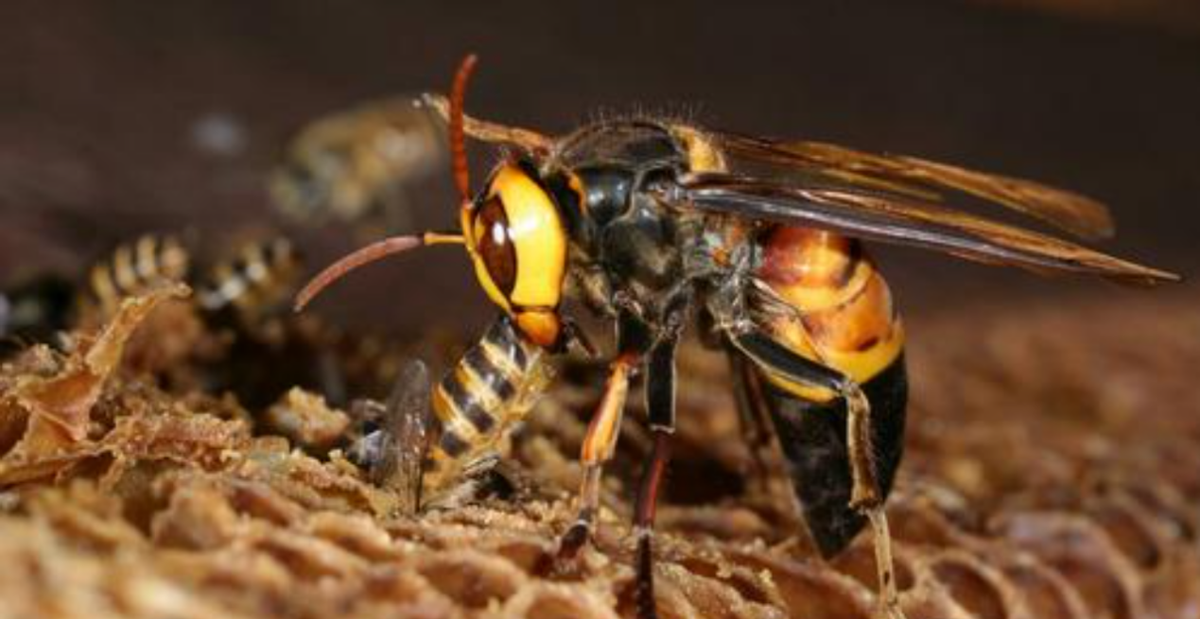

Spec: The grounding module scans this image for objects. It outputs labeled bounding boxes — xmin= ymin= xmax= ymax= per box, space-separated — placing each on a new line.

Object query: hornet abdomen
xmin=749 ymin=225 xmax=908 ymax=557
xmin=753 ymin=226 xmax=904 ymax=401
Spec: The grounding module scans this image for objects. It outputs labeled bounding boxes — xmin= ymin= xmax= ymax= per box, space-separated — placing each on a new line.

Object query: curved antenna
xmin=294 ymin=236 xmax=423 ymax=311
xmin=294 ymin=55 xmax=481 ymax=315
xmin=293 ymin=233 xmax=464 ymax=311
xmin=450 ymin=53 xmax=479 ymax=203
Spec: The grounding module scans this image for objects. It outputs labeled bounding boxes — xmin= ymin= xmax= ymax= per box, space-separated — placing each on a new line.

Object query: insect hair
xmin=583 ymin=100 xmax=706 ymax=128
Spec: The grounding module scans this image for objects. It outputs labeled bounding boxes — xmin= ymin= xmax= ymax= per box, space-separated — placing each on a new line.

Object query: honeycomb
xmin=0 ymin=284 xmax=1196 ymax=619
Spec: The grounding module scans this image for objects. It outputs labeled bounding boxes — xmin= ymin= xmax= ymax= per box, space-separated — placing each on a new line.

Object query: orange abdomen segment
xmin=755 ymin=227 xmax=904 ymax=399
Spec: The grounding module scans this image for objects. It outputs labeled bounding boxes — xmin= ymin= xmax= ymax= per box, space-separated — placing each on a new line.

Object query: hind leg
xmin=728 ymin=328 xmax=907 ymax=619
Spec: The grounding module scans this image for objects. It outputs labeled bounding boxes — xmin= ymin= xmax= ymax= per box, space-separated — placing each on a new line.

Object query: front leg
xmin=559 ymin=299 xmax=666 ymax=557
xmin=559 ymin=351 xmax=638 ymax=557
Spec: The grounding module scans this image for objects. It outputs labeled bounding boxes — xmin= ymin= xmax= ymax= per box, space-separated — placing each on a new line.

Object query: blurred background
xmin=0 ymin=0 xmax=1196 ymax=336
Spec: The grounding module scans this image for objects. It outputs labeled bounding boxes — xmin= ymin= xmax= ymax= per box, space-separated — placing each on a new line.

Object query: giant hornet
xmin=295 ymin=55 xmax=1179 ymax=619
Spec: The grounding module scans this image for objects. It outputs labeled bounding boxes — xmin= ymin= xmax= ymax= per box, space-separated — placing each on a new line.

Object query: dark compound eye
xmin=475 ymin=197 xmax=517 ymax=295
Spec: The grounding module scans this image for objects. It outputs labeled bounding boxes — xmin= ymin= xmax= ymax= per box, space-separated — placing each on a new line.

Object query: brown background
xmin=0 ymin=0 xmax=1196 ymax=333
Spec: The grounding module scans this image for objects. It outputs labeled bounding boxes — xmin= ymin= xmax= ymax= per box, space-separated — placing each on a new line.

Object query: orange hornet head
xmin=294 ymin=55 xmax=568 ymax=349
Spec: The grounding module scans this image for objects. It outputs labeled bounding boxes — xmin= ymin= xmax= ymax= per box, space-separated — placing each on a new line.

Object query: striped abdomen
xmin=747 ymin=226 xmax=909 ymax=556
xmin=753 ymin=226 xmax=904 ymax=401
xmin=86 ymin=235 xmax=191 ymax=315
xmin=196 ymin=237 xmax=302 ymax=321
xmin=85 ymin=235 xmax=301 ymax=330
xmin=423 ymin=315 xmax=555 ymax=495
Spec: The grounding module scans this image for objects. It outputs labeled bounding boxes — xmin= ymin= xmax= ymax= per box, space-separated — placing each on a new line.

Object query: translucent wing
xmin=665 ymin=174 xmax=1178 ymax=285
xmin=709 ymin=131 xmax=1115 ymax=241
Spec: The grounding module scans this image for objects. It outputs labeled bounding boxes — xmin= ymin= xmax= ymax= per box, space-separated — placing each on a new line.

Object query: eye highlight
xmin=474 ymin=197 xmax=517 ymax=295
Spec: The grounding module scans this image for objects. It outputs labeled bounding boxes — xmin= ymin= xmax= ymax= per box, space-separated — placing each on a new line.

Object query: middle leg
xmin=632 ymin=334 xmax=679 ymax=619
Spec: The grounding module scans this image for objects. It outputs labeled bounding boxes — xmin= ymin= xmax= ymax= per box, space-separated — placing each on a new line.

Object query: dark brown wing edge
xmin=711 ymin=132 xmax=1116 ymax=242
xmin=664 ymin=174 xmax=1179 ymax=285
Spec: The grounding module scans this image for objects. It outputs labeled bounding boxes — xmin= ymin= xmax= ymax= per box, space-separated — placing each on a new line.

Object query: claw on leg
xmin=866 ymin=507 xmax=907 ymax=619
xmin=559 ymin=356 xmax=635 ymax=560
xmin=635 ymin=530 xmax=658 ymax=619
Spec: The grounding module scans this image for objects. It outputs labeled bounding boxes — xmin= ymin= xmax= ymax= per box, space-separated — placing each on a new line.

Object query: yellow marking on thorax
xmin=672 ymin=125 xmax=728 ymax=173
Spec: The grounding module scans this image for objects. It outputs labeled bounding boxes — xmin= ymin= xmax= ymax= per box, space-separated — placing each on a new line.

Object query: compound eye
xmin=474 ymin=196 xmax=517 ymax=294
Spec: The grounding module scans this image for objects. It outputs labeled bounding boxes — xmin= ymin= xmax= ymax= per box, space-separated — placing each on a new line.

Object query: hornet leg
xmin=559 ymin=352 xmax=638 ymax=558
xmin=727 ymin=328 xmax=905 ymax=619
xmin=633 ymin=334 xmax=679 ymax=619
xmin=726 ymin=346 xmax=779 ymax=486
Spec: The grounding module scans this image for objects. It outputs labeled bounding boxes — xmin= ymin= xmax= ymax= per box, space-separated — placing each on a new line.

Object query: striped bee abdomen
xmin=196 ymin=237 xmax=302 ymax=319
xmin=423 ymin=315 xmax=555 ymax=495
xmin=86 ymin=235 xmax=191 ymax=315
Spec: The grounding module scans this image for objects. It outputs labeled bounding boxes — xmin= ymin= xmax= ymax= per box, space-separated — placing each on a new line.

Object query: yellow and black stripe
xmin=423 ymin=315 xmax=554 ymax=493
xmin=86 ymin=235 xmax=191 ymax=314
xmin=196 ymin=237 xmax=301 ymax=317
xmin=84 ymin=234 xmax=301 ymax=329
xmin=753 ymin=226 xmax=904 ymax=402
xmin=746 ymin=225 xmax=910 ymax=557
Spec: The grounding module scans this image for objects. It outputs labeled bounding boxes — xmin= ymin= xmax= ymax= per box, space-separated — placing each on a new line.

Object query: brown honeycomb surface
xmin=0 ymin=285 xmax=1197 ymax=619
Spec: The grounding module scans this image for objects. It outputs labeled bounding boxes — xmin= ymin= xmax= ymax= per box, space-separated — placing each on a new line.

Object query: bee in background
xmin=81 ymin=234 xmax=302 ymax=332
xmin=296 ymin=56 xmax=1179 ymax=619
xmin=271 ymin=96 xmax=449 ymax=235
xmin=3 ymin=235 xmax=191 ymax=357
xmin=83 ymin=235 xmax=191 ymax=319
xmin=195 ymin=236 xmax=304 ymax=336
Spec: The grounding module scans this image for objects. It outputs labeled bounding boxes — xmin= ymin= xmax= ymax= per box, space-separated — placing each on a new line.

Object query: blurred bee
xmin=79 ymin=233 xmax=361 ymax=408
xmin=271 ymin=96 xmax=449 ymax=235
xmin=83 ymin=235 xmax=192 ymax=318
xmin=296 ymin=56 xmax=1179 ymax=619
xmin=82 ymin=234 xmax=302 ymax=330
xmin=195 ymin=236 xmax=304 ymax=335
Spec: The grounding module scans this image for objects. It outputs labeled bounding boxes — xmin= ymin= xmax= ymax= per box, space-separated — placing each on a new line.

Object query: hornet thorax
xmin=545 ymin=119 xmax=700 ymax=326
